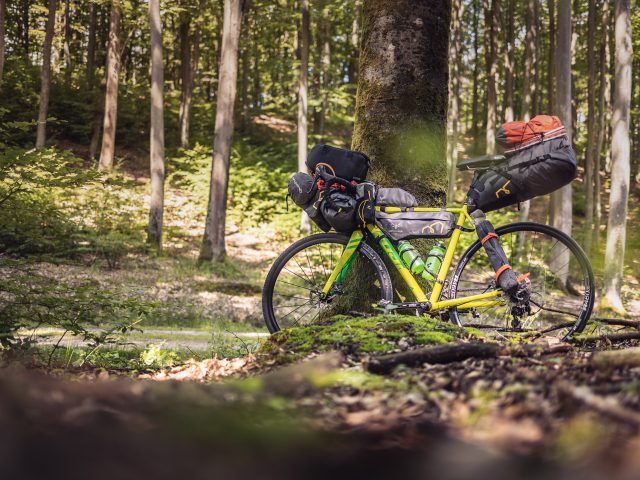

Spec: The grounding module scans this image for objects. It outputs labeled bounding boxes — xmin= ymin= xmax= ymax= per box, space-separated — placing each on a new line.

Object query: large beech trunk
xmin=98 ymin=1 xmax=122 ymax=172
xmin=352 ymin=0 xmax=450 ymax=204
xmin=147 ymin=0 xmax=165 ymax=250
xmin=199 ymin=0 xmax=246 ymax=263
xmin=35 ymin=0 xmax=57 ymax=149
xmin=602 ymin=0 xmax=632 ymax=313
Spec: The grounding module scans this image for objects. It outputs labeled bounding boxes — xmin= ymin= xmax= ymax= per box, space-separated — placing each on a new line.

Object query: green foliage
xmin=0 ymin=258 xmax=154 ymax=348
xmin=139 ymin=343 xmax=181 ymax=369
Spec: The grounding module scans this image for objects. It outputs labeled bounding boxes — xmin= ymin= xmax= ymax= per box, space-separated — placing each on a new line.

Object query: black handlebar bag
xmin=466 ymin=135 xmax=577 ymax=213
xmin=306 ymin=144 xmax=370 ymax=182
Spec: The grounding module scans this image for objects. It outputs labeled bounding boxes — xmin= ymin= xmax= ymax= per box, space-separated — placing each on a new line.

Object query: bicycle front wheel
xmin=448 ymin=222 xmax=595 ymax=341
xmin=262 ymin=233 xmax=393 ymax=333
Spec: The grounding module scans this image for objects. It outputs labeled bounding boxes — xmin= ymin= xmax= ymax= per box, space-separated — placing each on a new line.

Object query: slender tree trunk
xmin=63 ymin=0 xmax=72 ymax=80
xmin=179 ymin=17 xmax=193 ymax=148
xmin=0 ymin=0 xmax=5 ymax=87
xmin=21 ymin=0 xmax=29 ymax=61
xmin=472 ymin=0 xmax=480 ymax=149
xmin=503 ymin=0 xmax=515 ymax=122
xmin=199 ymin=0 xmax=245 ymax=263
xmin=252 ymin=43 xmax=260 ymax=109
xmin=347 ymin=0 xmax=361 ymax=85
xmin=35 ymin=0 xmax=57 ymax=149
xmin=595 ymin=0 xmax=611 ymax=245
xmin=483 ymin=0 xmax=498 ymax=154
xmin=550 ymin=0 xmax=573 ymax=284
xmin=447 ymin=0 xmax=464 ymax=203
xmin=298 ymin=0 xmax=311 ymax=232
xmin=147 ymin=0 xmax=165 ymax=250
xmin=98 ymin=1 xmax=122 ymax=172
xmin=548 ymin=0 xmax=556 ymax=113
xmin=86 ymin=2 xmax=97 ymax=87
xmin=240 ymin=43 xmax=249 ymax=132
xmin=517 ymin=0 xmax=537 ymax=240
xmin=602 ymin=0 xmax=632 ymax=313
xmin=583 ymin=0 xmax=597 ymax=256
xmin=352 ymin=0 xmax=450 ymax=204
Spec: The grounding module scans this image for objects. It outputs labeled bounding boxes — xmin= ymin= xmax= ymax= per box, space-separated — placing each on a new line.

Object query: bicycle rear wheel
xmin=448 ymin=222 xmax=595 ymax=341
xmin=262 ymin=233 xmax=393 ymax=333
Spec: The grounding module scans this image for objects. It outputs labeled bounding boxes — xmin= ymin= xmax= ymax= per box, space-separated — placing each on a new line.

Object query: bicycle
xmin=263 ymin=183 xmax=595 ymax=343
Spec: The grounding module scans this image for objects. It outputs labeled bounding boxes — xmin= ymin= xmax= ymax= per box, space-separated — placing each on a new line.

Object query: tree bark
xmin=550 ymin=0 xmax=573 ymax=284
xmin=179 ymin=17 xmax=193 ymax=148
xmin=318 ymin=15 xmax=331 ymax=142
xmin=521 ymin=0 xmax=537 ymax=121
xmin=63 ymin=0 xmax=72 ymax=80
xmin=447 ymin=0 xmax=464 ymax=204
xmin=352 ymin=0 xmax=450 ymax=204
xmin=147 ymin=0 xmax=165 ymax=250
xmin=0 ymin=0 xmax=5 ymax=87
xmin=298 ymin=0 xmax=311 ymax=232
xmin=20 ymin=0 xmax=29 ymax=61
xmin=583 ymin=0 xmax=597 ymax=256
xmin=602 ymin=0 xmax=632 ymax=314
xmin=98 ymin=1 xmax=122 ymax=172
xmin=483 ymin=0 xmax=498 ymax=155
xmin=199 ymin=0 xmax=245 ymax=263
xmin=35 ymin=0 xmax=58 ymax=149
xmin=87 ymin=2 xmax=97 ymax=87
xmin=503 ymin=0 xmax=515 ymax=122
xmin=472 ymin=0 xmax=480 ymax=149
xmin=548 ymin=0 xmax=556 ymax=114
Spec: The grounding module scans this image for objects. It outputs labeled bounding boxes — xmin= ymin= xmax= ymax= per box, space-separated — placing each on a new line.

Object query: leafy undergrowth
xmin=258 ymin=315 xmax=483 ymax=363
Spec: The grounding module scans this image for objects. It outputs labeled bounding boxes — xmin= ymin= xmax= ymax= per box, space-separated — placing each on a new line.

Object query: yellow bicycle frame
xmin=320 ymin=204 xmax=504 ymax=312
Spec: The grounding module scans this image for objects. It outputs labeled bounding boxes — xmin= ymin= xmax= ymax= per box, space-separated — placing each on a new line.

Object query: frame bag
xmin=375 ymin=210 xmax=456 ymax=241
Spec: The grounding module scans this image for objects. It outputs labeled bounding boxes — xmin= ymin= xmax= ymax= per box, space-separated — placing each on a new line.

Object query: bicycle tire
xmin=262 ymin=233 xmax=393 ymax=333
xmin=448 ymin=222 xmax=595 ymax=340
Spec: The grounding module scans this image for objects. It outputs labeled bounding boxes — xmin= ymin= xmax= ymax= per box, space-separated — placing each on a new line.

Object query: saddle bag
xmin=375 ymin=210 xmax=456 ymax=241
xmin=466 ymin=134 xmax=577 ymax=213
xmin=306 ymin=144 xmax=370 ymax=182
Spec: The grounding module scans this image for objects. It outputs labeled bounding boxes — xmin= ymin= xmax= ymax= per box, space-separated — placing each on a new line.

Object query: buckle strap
xmin=495 ymin=264 xmax=512 ymax=282
xmin=481 ymin=232 xmax=499 ymax=246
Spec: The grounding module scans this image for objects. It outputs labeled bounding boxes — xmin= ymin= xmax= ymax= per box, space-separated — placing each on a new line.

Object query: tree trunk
xmin=63 ymin=0 xmax=72 ymax=81
xmin=147 ymin=0 xmax=165 ymax=250
xmin=550 ymin=0 xmax=573 ymax=284
xmin=298 ymin=0 xmax=311 ymax=232
xmin=595 ymin=0 xmax=611 ymax=245
xmin=583 ymin=0 xmax=597 ymax=256
xmin=179 ymin=17 xmax=193 ymax=148
xmin=21 ymin=0 xmax=29 ymax=61
xmin=35 ymin=0 xmax=57 ymax=149
xmin=548 ymin=0 xmax=556 ymax=113
xmin=483 ymin=0 xmax=498 ymax=155
xmin=472 ymin=0 xmax=480 ymax=149
xmin=352 ymin=0 xmax=450 ymax=204
xmin=503 ymin=0 xmax=515 ymax=122
xmin=87 ymin=2 xmax=97 ymax=87
xmin=318 ymin=15 xmax=331 ymax=142
xmin=447 ymin=0 xmax=464 ymax=204
xmin=198 ymin=0 xmax=245 ymax=263
xmin=0 ymin=0 xmax=5 ymax=87
xmin=98 ymin=1 xmax=122 ymax=172
xmin=347 ymin=0 xmax=361 ymax=85
xmin=517 ymin=0 xmax=537 ymax=242
xmin=602 ymin=0 xmax=632 ymax=314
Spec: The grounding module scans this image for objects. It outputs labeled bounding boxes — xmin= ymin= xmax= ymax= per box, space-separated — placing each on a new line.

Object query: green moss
xmin=260 ymin=314 xmax=477 ymax=361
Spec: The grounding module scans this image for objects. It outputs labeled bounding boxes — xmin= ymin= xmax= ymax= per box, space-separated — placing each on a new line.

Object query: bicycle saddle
xmin=457 ymin=154 xmax=507 ymax=171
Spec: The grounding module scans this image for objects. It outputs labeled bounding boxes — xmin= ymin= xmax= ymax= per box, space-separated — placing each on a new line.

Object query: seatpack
xmin=306 ymin=144 xmax=370 ymax=182
xmin=466 ymin=134 xmax=577 ymax=213
xmin=375 ymin=210 xmax=456 ymax=241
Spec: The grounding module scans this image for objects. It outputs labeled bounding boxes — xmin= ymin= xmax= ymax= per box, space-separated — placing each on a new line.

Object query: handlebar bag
xmin=306 ymin=144 xmax=370 ymax=182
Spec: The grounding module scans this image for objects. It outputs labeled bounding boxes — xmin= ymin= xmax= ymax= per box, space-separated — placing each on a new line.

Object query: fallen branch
xmin=591 ymin=347 xmax=640 ymax=369
xmin=556 ymin=382 xmax=640 ymax=427
xmin=590 ymin=317 xmax=640 ymax=329
xmin=366 ymin=342 xmax=501 ymax=374
xmin=571 ymin=332 xmax=640 ymax=345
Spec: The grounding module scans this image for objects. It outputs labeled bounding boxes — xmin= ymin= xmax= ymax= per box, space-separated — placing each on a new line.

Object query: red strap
xmin=495 ymin=264 xmax=512 ymax=282
xmin=481 ymin=232 xmax=499 ymax=246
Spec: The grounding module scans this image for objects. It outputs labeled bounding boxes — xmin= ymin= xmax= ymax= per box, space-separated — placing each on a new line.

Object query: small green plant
xmin=140 ymin=343 xmax=180 ymax=369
